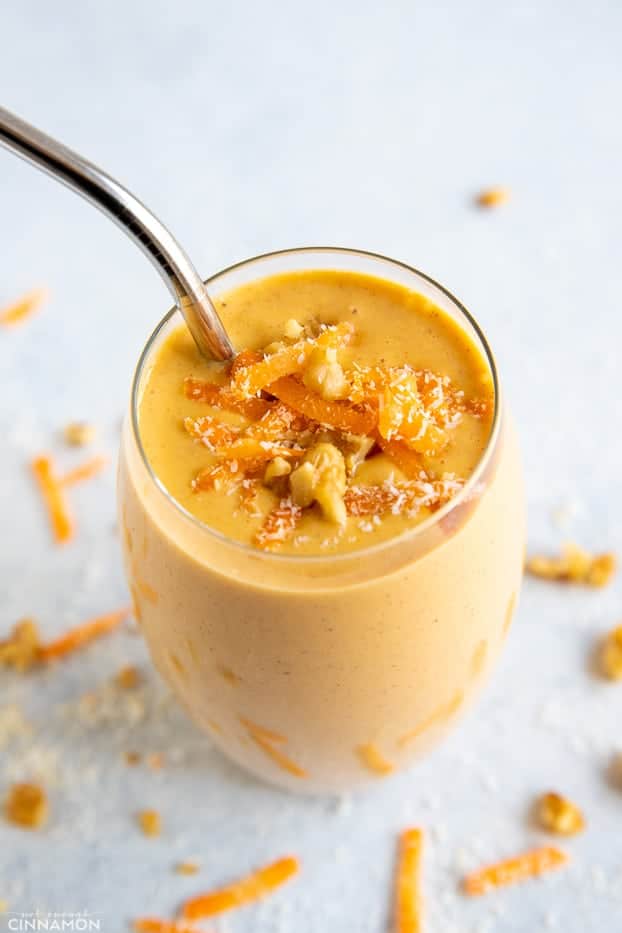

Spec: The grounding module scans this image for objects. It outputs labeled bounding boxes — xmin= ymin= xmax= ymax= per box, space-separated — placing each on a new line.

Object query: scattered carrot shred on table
xmin=133 ymin=920 xmax=197 ymax=933
xmin=463 ymin=846 xmax=568 ymax=896
xmin=137 ymin=809 xmax=161 ymax=837
xmin=60 ymin=455 xmax=108 ymax=487
xmin=31 ymin=455 xmax=74 ymax=543
xmin=4 ymin=782 xmax=48 ymax=829
xmin=180 ymin=855 xmax=299 ymax=920
xmin=475 ymin=186 xmax=511 ymax=208
xmin=535 ymin=792 xmax=585 ymax=836
xmin=37 ymin=607 xmax=131 ymax=662
xmin=0 ymin=287 xmax=48 ymax=326
xmin=395 ymin=828 xmax=424 ymax=933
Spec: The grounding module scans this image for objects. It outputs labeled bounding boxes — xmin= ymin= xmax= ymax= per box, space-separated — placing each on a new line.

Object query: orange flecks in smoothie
xmin=394 ymin=828 xmax=424 ymax=933
xmin=60 ymin=455 xmax=108 ymax=487
xmin=357 ymin=743 xmax=395 ymax=776
xmin=475 ymin=186 xmax=511 ymax=208
xmin=38 ymin=608 xmax=130 ymax=662
xmin=269 ymin=376 xmax=377 ymax=435
xmin=241 ymin=718 xmax=307 ymax=779
xmin=31 ymin=455 xmax=74 ymax=543
xmin=398 ymin=690 xmax=464 ymax=747
xmin=131 ymin=585 xmax=143 ymax=625
xmin=4 ymin=782 xmax=48 ymax=829
xmin=526 ymin=543 xmax=616 ymax=587
xmin=470 ymin=640 xmax=487 ymax=679
xmin=137 ymin=581 xmax=159 ymax=605
xmin=219 ymin=666 xmax=241 ymax=686
xmin=254 ymin=499 xmax=303 ymax=550
xmin=0 ymin=288 xmax=48 ymax=326
xmin=169 ymin=653 xmax=186 ymax=677
xmin=600 ymin=625 xmax=622 ymax=679
xmin=0 ymin=619 xmax=41 ymax=672
xmin=463 ymin=846 xmax=568 ymax=896
xmin=206 ymin=719 xmax=223 ymax=736
xmin=133 ymin=920 xmax=197 ymax=933
xmin=535 ymin=792 xmax=585 ymax=836
xmin=503 ymin=592 xmax=517 ymax=637
xmin=180 ymin=855 xmax=299 ymax=920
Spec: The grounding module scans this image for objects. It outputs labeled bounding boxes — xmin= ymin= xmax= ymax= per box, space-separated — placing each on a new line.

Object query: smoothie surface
xmin=138 ymin=270 xmax=494 ymax=554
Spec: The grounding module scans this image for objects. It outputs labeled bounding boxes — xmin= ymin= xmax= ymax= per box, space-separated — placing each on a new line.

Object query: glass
xmin=118 ymin=248 xmax=525 ymax=793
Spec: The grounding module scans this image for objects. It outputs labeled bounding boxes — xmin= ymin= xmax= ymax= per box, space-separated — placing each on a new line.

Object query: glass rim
xmin=130 ymin=246 xmax=502 ymax=565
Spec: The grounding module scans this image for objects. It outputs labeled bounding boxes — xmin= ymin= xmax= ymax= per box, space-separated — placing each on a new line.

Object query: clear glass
xmin=118 ymin=247 xmax=525 ymax=794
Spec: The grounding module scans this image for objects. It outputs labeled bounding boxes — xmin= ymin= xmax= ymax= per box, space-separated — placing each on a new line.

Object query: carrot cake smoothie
xmin=118 ymin=249 xmax=524 ymax=792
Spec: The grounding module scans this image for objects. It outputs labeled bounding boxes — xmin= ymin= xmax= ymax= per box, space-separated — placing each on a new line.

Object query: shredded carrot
xmin=133 ymin=920 xmax=197 ymax=933
xmin=60 ymin=455 xmax=108 ymax=487
xmin=215 ymin=438 xmax=304 ymax=462
xmin=233 ymin=343 xmax=312 ymax=397
xmin=357 ymin=743 xmax=395 ymax=776
xmin=38 ymin=607 xmax=131 ymax=662
xmin=375 ymin=437 xmax=425 ymax=480
xmin=395 ymin=828 xmax=424 ymax=933
xmin=31 ymin=455 xmax=74 ymax=543
xmin=184 ymin=415 xmax=240 ymax=449
xmin=254 ymin=499 xmax=302 ymax=550
xmin=229 ymin=348 xmax=263 ymax=377
xmin=184 ymin=377 xmax=272 ymax=420
xmin=180 ymin=856 xmax=299 ymax=920
xmin=398 ymin=690 xmax=463 ymax=747
xmin=463 ymin=846 xmax=568 ymax=896
xmin=269 ymin=376 xmax=376 ymax=434
xmin=241 ymin=718 xmax=308 ymax=778
xmin=0 ymin=287 xmax=48 ymax=326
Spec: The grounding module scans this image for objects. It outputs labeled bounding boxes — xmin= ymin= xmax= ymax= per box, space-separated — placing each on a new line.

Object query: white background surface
xmin=1 ymin=2 xmax=622 ymax=931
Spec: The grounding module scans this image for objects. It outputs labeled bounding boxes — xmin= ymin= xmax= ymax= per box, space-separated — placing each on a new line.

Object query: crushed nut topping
xmin=0 ymin=619 xmax=41 ymax=672
xmin=535 ymin=792 xmax=585 ymax=836
xmin=181 ymin=319 xmax=491 ymax=548
xmin=4 ymin=782 xmax=48 ymax=829
xmin=63 ymin=421 xmax=96 ymax=447
xmin=115 ymin=665 xmax=142 ymax=690
xmin=526 ymin=544 xmax=616 ymax=587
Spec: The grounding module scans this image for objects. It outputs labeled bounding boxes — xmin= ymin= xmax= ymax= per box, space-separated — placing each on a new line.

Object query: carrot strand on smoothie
xmin=31 ymin=455 xmax=74 ymax=543
xmin=38 ymin=607 xmax=131 ymax=662
xmin=395 ymin=828 xmax=424 ymax=933
xmin=268 ymin=375 xmax=377 ymax=435
xmin=180 ymin=856 xmax=299 ymax=920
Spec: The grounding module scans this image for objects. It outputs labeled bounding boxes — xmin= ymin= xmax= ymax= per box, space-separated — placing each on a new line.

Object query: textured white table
xmin=2 ymin=2 xmax=622 ymax=930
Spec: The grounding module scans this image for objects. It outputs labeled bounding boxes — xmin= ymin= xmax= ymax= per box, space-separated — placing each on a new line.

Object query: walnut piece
xmin=0 ymin=619 xmax=41 ymax=672
xmin=303 ymin=345 xmax=349 ymax=400
xmin=138 ymin=809 xmax=161 ymax=837
xmin=63 ymin=421 xmax=96 ymax=447
xmin=526 ymin=543 xmax=616 ymax=587
xmin=535 ymin=792 xmax=585 ymax=836
xmin=264 ymin=456 xmax=292 ymax=486
xmin=4 ymin=783 xmax=48 ymax=829
xmin=289 ymin=442 xmax=347 ymax=524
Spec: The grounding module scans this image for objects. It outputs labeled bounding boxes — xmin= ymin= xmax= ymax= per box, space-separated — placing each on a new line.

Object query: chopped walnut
xmin=4 ymin=782 xmax=48 ymax=829
xmin=535 ymin=792 xmax=585 ymax=836
xmin=138 ymin=809 xmax=161 ymax=837
xmin=526 ymin=544 xmax=616 ymax=587
xmin=303 ymin=345 xmax=350 ymax=400
xmin=283 ymin=318 xmax=304 ymax=340
xmin=115 ymin=665 xmax=142 ymax=690
xmin=264 ymin=456 xmax=292 ymax=486
xmin=124 ymin=751 xmax=142 ymax=766
xmin=289 ymin=442 xmax=347 ymax=524
xmin=0 ymin=619 xmax=41 ymax=672
xmin=476 ymin=186 xmax=511 ymax=208
xmin=340 ymin=433 xmax=375 ymax=476
xmin=601 ymin=625 xmax=622 ymax=680
xmin=63 ymin=421 xmax=96 ymax=447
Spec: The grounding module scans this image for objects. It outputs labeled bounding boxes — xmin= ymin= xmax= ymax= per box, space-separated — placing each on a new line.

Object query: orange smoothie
xmin=118 ymin=249 xmax=524 ymax=793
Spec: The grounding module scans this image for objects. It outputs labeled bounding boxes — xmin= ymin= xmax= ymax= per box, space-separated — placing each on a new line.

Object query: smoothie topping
xmin=182 ymin=320 xmax=491 ymax=549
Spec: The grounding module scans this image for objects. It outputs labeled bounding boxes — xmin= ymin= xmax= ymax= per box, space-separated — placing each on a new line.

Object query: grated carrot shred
xmin=215 ymin=438 xmax=304 ymax=462
xmin=0 ymin=288 xmax=48 ymax=326
xmin=38 ymin=607 xmax=130 ymax=662
xmin=133 ymin=920 xmax=198 ymax=933
xmin=180 ymin=856 xmax=299 ymax=920
xmin=269 ymin=376 xmax=376 ymax=434
xmin=395 ymin=828 xmax=424 ymax=933
xmin=357 ymin=743 xmax=394 ymax=776
xmin=375 ymin=437 xmax=425 ymax=480
xmin=31 ymin=455 xmax=74 ymax=543
xmin=463 ymin=846 xmax=568 ymax=896
xmin=60 ymin=455 xmax=108 ymax=487
xmin=254 ymin=499 xmax=302 ymax=550
xmin=184 ymin=376 xmax=272 ymax=420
